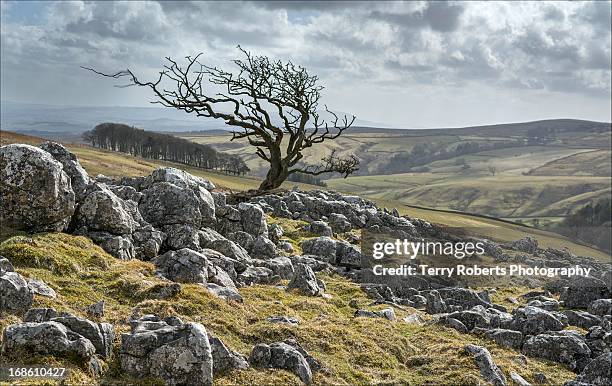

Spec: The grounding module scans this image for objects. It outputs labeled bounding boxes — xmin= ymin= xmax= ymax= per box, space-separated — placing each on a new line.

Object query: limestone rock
xmin=0 ymin=271 xmax=33 ymax=315
xmin=40 ymin=141 xmax=90 ymax=201
xmin=120 ymin=315 xmax=213 ymax=386
xmin=523 ymin=330 xmax=591 ymax=372
xmin=209 ymin=335 xmax=249 ymax=375
xmin=249 ymin=341 xmax=313 ymax=384
xmin=464 ymin=344 xmax=507 ymax=386
xmin=287 ymin=263 xmax=324 ymax=296
xmin=0 ymin=144 xmax=75 ymax=232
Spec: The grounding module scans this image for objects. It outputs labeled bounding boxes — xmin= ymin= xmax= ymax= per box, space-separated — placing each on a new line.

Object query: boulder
xmin=510 ymin=372 xmax=531 ymax=386
xmin=132 ymin=225 xmax=165 ymax=260
xmin=0 ymin=144 xmax=75 ymax=232
xmin=441 ymin=317 xmax=468 ymax=333
xmin=0 ymin=271 xmax=33 ymax=315
xmin=268 ymin=224 xmax=284 ymax=245
xmin=569 ymin=353 xmax=611 ymax=386
xmin=560 ymin=276 xmax=610 ymax=309
xmin=87 ymin=300 xmax=105 ymax=318
xmin=511 ymin=306 xmax=565 ymax=335
xmin=139 ymin=181 xmax=202 ymax=227
xmin=227 ymin=231 xmax=255 ymax=252
xmin=40 ymin=142 xmax=90 ymax=201
xmin=238 ymin=203 xmax=268 ymax=237
xmin=238 ymin=266 xmax=279 ymax=286
xmin=588 ymin=299 xmax=612 ymax=317
xmin=522 ymin=331 xmax=591 ymax=372
xmin=464 ymin=344 xmax=507 ymax=386
xmin=249 ymin=342 xmax=313 ymax=384
xmin=162 ymin=223 xmax=202 ymax=251
xmin=75 ymin=184 xmax=138 ymax=235
xmin=120 ymin=315 xmax=213 ymax=386
xmin=205 ymin=283 xmax=243 ymax=302
xmin=209 ymin=335 xmax=249 ymax=375
xmin=355 ymin=308 xmax=396 ymax=321
xmin=27 ymin=278 xmax=56 ymax=298
xmin=426 ymin=290 xmax=448 ymax=314
xmin=328 ymin=213 xmax=352 ymax=232
xmin=254 ymin=256 xmax=294 ymax=280
xmin=153 ymin=248 xmax=211 ymax=284
xmin=300 ymin=237 xmax=337 ymax=263
xmin=208 ymin=239 xmax=252 ymax=266
xmin=335 ymin=241 xmax=362 ymax=267
xmin=52 ymin=314 xmax=115 ymax=358
xmin=308 ymin=221 xmax=333 ymax=237
xmin=23 ymin=307 xmax=59 ymax=323
xmin=484 ymin=329 xmax=523 ymax=350
xmin=251 ymin=236 xmax=278 ymax=259
xmin=2 ymin=321 xmax=95 ymax=361
xmin=563 ymin=310 xmax=603 ymax=330
xmin=287 ymin=264 xmax=324 ymax=296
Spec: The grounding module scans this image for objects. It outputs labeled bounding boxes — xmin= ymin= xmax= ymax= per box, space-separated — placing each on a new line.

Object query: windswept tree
xmin=84 ymin=47 xmax=359 ymax=190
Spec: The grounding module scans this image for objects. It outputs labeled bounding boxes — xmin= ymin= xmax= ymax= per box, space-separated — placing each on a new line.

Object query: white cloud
xmin=0 ymin=0 xmax=610 ymax=127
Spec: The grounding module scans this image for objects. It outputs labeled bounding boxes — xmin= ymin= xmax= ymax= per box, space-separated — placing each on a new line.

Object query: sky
xmin=1 ymin=0 xmax=610 ymax=128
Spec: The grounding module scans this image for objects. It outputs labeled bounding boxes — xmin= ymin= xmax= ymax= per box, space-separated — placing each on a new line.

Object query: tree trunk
xmin=259 ymin=151 xmax=288 ymax=191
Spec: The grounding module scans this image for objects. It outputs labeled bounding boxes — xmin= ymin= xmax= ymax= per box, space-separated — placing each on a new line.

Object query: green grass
xmin=0 ymin=232 xmax=577 ymax=385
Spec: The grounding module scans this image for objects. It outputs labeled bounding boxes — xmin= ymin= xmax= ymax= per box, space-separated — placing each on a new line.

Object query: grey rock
xmin=27 ymin=278 xmax=56 ymax=298
xmin=249 ymin=341 xmax=313 ymax=384
xmin=564 ymin=310 xmax=603 ymax=329
xmin=403 ymin=313 xmax=425 ymax=325
xmin=300 ymin=237 xmax=337 ymax=263
xmin=120 ymin=316 xmax=213 ymax=386
xmin=40 ymin=142 xmax=90 ymax=201
xmin=23 ymin=307 xmax=59 ymax=322
xmin=523 ymin=331 xmax=591 ymax=372
xmin=464 ymin=344 xmax=507 ymax=386
xmin=0 ymin=144 xmax=75 ymax=232
xmin=335 ymin=241 xmax=362 ymax=267
xmin=0 ymin=257 xmax=14 ymax=274
xmin=484 ymin=329 xmax=523 ymax=350
xmin=198 ymin=227 xmax=226 ymax=249
xmin=308 ymin=221 xmax=333 ymax=237
xmin=52 ymin=314 xmax=115 ymax=358
xmin=209 ymin=335 xmax=249 ymax=375
xmin=251 ymin=236 xmax=278 ymax=259
xmin=140 ymin=181 xmax=202 ymax=227
xmin=140 ymin=283 xmax=182 ymax=300
xmin=560 ymin=276 xmax=610 ymax=309
xmin=87 ymin=300 xmax=105 ymax=318
xmin=355 ymin=308 xmax=396 ymax=321
xmin=153 ymin=248 xmax=211 ymax=284
xmin=108 ymin=185 xmax=143 ymax=203
xmin=588 ymin=299 xmax=612 ymax=317
xmin=328 ymin=213 xmax=352 ymax=232
xmin=511 ymin=306 xmax=565 ymax=335
xmin=510 ymin=371 xmax=531 ymax=386
xmin=238 ymin=202 xmax=268 ymax=237
xmin=205 ymin=283 xmax=243 ymax=302
xmin=254 ymin=256 xmax=294 ymax=280
xmin=0 ymin=271 xmax=33 ymax=315
xmin=2 ymin=321 xmax=95 ymax=361
xmin=287 ymin=263 xmax=324 ymax=296
xmin=238 ymin=266 xmax=279 ymax=286
xmin=267 ymin=316 xmax=300 ymax=325
xmin=75 ymin=183 xmax=138 ymax=235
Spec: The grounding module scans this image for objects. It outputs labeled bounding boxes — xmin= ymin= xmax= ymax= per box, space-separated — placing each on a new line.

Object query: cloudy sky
xmin=1 ymin=1 xmax=610 ymax=128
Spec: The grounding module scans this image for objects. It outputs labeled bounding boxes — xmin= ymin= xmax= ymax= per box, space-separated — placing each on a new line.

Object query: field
xmin=2 ymin=129 xmax=608 ymax=261
xmin=180 ymin=120 xmax=611 ymax=225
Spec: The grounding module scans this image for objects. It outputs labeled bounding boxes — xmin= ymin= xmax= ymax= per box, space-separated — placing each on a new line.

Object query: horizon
xmin=1 ymin=1 xmax=611 ymax=127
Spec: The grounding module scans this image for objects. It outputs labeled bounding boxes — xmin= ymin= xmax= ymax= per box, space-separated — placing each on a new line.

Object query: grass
xmin=0 ymin=231 xmax=578 ymax=385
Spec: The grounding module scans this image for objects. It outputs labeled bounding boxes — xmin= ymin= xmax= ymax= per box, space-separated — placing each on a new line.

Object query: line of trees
xmin=556 ymin=198 xmax=611 ymax=252
xmin=83 ymin=123 xmax=249 ymax=175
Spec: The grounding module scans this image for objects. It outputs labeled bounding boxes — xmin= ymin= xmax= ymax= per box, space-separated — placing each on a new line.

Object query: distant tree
xmin=488 ymin=165 xmax=497 ymax=176
xmin=84 ymin=47 xmax=359 ymax=191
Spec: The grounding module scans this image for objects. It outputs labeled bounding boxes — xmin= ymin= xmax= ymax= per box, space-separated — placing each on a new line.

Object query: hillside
xmin=1 ymin=136 xmax=610 ymax=386
xmin=181 ymin=119 xmax=611 ymax=224
xmin=1 ymin=130 xmax=607 ymax=260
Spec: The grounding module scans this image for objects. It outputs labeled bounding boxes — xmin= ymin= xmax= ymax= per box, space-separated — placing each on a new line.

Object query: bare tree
xmin=488 ymin=165 xmax=497 ymax=176
xmin=84 ymin=47 xmax=359 ymax=190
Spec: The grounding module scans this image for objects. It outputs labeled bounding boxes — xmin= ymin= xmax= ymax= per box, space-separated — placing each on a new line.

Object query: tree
xmin=488 ymin=165 xmax=497 ymax=176
xmin=84 ymin=47 xmax=359 ymax=191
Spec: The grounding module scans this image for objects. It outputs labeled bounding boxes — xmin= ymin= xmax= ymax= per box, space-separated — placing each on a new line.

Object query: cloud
xmin=0 ymin=0 xmax=610 ymax=127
